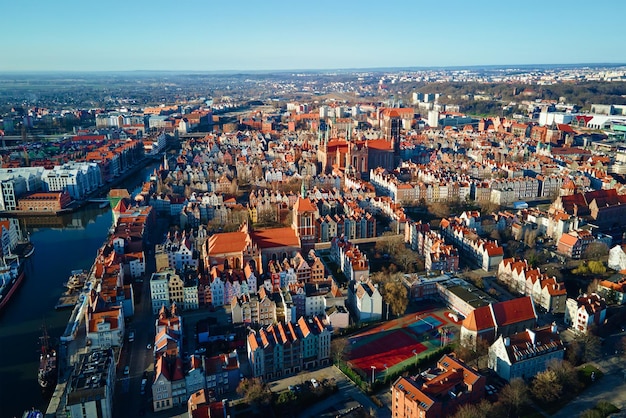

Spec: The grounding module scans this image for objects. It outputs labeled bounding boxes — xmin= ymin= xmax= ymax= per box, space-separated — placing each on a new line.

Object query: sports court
xmin=346 ymin=309 xmax=458 ymax=380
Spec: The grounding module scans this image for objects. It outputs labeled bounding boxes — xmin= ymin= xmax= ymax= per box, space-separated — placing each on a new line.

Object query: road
xmin=112 ymin=218 xmax=165 ymax=417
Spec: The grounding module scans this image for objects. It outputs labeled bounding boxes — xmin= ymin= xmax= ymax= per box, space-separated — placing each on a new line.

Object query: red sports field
xmin=347 ymin=309 xmax=458 ymax=379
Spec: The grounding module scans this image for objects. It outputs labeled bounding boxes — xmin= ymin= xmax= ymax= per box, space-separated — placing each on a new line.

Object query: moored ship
xmin=38 ymin=324 xmax=57 ymax=389
xmin=0 ymin=254 xmax=25 ymax=312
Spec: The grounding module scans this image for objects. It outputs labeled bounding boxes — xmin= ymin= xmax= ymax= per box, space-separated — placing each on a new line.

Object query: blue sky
xmin=2 ymin=0 xmax=625 ymax=72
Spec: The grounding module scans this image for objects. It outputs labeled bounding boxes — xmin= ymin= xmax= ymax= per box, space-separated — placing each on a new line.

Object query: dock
xmin=55 ymin=292 xmax=79 ymax=310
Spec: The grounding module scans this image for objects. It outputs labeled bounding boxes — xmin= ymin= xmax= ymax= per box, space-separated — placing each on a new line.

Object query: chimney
xmin=551 ymin=322 xmax=558 ymax=334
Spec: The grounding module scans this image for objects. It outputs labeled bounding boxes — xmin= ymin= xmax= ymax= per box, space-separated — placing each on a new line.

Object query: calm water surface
xmin=0 ymin=161 xmax=159 ymax=418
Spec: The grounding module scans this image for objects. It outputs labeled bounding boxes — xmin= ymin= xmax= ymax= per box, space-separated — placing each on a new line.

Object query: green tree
xmin=276 ymin=390 xmax=297 ymax=405
xmin=588 ymin=260 xmax=606 ymax=275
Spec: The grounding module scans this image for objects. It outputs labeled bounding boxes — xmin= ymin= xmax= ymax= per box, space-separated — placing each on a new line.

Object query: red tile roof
xmin=462 ymin=305 xmax=495 ymax=332
xmin=491 ymin=296 xmax=536 ymax=327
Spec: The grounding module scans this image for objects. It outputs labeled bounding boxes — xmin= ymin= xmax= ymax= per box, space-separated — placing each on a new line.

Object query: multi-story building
xmin=488 ymin=324 xmax=565 ymax=381
xmin=66 ymin=349 xmax=116 ymax=418
xmin=498 ymin=258 xmax=567 ymax=314
xmin=391 ymin=354 xmax=486 ymax=418
xmin=564 ymin=293 xmax=607 ymax=334
xmin=85 ymin=306 xmax=125 ymax=349
xmin=247 ymin=316 xmax=331 ymax=381
xmin=150 ymin=268 xmax=185 ymax=314
xmin=347 ymin=279 xmax=382 ymax=322
xmin=153 ymin=355 xmax=186 ymax=412
xmin=204 ymin=351 xmax=241 ymax=397
xmin=231 ymin=289 xmax=277 ymax=326
xmin=460 ymin=296 xmax=537 ymax=347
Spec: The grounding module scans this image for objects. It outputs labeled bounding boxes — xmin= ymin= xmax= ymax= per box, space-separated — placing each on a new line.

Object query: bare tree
xmin=531 ymin=369 xmax=562 ymax=402
xmin=383 ymin=278 xmax=409 ymax=316
xmin=236 ymin=377 xmax=271 ymax=406
xmin=499 ymin=378 xmax=529 ymax=417
xmin=331 ymin=338 xmax=349 ymax=365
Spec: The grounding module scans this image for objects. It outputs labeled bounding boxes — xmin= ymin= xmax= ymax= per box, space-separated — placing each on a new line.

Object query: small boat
xmin=38 ymin=324 xmax=57 ymax=389
xmin=63 ymin=270 xmax=88 ymax=291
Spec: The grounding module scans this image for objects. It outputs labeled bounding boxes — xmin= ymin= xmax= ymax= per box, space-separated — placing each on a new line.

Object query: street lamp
xmin=371 ymin=365 xmax=376 ymax=385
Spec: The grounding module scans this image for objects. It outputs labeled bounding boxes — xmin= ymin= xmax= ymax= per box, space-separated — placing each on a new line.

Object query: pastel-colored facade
xmin=153 ymin=356 xmax=186 ymax=412
xmin=439 ymin=218 xmax=503 ymax=271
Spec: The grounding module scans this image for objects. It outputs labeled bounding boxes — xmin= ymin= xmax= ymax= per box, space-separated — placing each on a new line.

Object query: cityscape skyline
xmin=3 ymin=0 xmax=626 ymax=72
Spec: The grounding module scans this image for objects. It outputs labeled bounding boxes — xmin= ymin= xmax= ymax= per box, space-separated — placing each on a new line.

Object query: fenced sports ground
xmin=346 ymin=309 xmax=459 ymax=381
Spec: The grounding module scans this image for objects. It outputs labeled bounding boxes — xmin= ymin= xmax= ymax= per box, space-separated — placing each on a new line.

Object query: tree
xmin=331 ymin=338 xmax=349 ymax=365
xmin=499 ymin=378 xmax=529 ymax=417
xmin=394 ymin=246 xmax=418 ymax=273
xmin=531 ymin=369 xmax=562 ymax=402
xmin=452 ymin=400 xmax=496 ymax=418
xmin=456 ymin=336 xmax=490 ymax=369
xmin=567 ymin=333 xmax=601 ymax=365
xmin=583 ymin=242 xmax=609 ymax=260
xmin=588 ymin=260 xmax=606 ymax=275
xmin=427 ymin=201 xmax=452 ymax=218
xmin=276 ymin=390 xmax=297 ymax=405
xmin=375 ymin=232 xmax=403 ymax=256
xmin=587 ymin=279 xmax=599 ymax=295
xmin=546 ymin=358 xmax=581 ymax=393
xmin=383 ymin=278 xmax=409 ymax=316
xmin=236 ymin=378 xmax=271 ymax=406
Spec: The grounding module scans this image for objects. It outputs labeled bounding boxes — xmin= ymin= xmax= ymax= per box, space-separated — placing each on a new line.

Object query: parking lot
xmin=268 ymin=366 xmax=390 ymax=418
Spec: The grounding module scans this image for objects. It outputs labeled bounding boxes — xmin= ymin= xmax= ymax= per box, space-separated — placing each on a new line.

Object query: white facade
xmin=150 ymin=271 xmax=171 ymax=314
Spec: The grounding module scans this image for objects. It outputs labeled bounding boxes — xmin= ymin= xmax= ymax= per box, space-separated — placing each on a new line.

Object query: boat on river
xmin=0 ymin=254 xmax=25 ymax=312
xmin=37 ymin=324 xmax=57 ymax=389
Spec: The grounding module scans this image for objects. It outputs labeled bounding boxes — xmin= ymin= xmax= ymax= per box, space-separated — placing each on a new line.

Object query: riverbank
xmin=0 ymin=154 xmax=159 ymax=218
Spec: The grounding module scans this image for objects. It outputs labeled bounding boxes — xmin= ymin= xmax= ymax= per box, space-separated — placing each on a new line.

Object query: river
xmin=0 ymin=160 xmax=161 ymax=418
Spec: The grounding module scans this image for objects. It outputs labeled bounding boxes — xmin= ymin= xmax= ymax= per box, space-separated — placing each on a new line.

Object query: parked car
xmin=311 ymin=378 xmax=319 ymax=388
xmin=146 ymin=344 xmax=152 ymax=350
xmin=123 ymin=366 xmax=130 ymax=375
xmin=128 ymin=331 xmax=135 ymax=342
